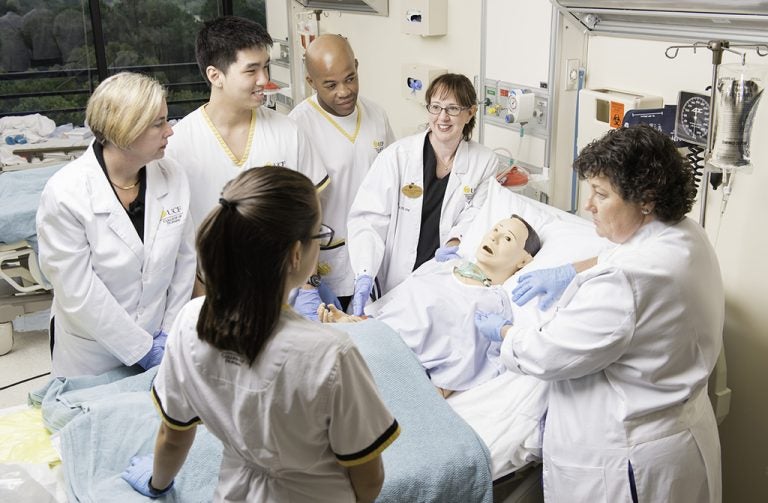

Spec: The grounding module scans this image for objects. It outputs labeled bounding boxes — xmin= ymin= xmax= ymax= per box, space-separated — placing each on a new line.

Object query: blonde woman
xmin=37 ymin=72 xmax=195 ymax=377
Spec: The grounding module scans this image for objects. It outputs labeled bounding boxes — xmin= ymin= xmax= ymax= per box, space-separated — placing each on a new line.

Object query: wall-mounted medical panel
xmin=482 ymin=80 xmax=549 ymax=138
xmin=402 ymin=63 xmax=447 ymax=103
xmin=401 ymin=0 xmax=447 ymax=36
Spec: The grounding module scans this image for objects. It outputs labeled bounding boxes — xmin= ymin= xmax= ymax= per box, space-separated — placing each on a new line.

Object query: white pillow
xmin=458 ymin=178 xmax=611 ymax=288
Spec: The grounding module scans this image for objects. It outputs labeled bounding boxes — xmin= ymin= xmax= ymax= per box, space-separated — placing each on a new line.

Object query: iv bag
xmin=708 ymin=63 xmax=767 ymax=171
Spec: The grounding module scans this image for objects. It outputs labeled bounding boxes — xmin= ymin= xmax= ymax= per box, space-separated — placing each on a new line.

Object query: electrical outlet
xmin=565 ymin=59 xmax=580 ymax=91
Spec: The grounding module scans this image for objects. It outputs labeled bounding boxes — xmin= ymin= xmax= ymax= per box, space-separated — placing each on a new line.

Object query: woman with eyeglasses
xmin=346 ymin=73 xmax=499 ymax=315
xmin=121 ymin=166 xmax=399 ymax=502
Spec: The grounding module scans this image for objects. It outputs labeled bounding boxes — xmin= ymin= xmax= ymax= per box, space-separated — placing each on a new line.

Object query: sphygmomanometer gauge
xmin=675 ymin=91 xmax=710 ymax=146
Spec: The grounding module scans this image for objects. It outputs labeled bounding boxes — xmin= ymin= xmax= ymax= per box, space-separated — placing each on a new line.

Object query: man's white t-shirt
xmin=289 ymin=96 xmax=394 ymax=296
xmin=164 ymin=105 xmax=329 ymax=229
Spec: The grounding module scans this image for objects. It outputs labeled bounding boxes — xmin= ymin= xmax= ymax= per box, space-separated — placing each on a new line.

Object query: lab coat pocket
xmin=146 ymin=225 xmax=184 ymax=274
xmin=544 ymin=458 xmax=608 ymax=502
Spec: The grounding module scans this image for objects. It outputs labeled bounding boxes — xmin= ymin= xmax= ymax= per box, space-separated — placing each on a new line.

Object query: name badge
xmin=402 ymin=183 xmax=423 ymax=199
xmin=463 ymin=185 xmax=475 ymax=203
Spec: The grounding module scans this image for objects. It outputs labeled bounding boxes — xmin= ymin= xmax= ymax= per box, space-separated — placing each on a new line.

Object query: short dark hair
xmin=573 ymin=124 xmax=696 ymax=222
xmin=195 ymin=16 xmax=273 ymax=86
xmin=511 ymin=214 xmax=541 ymax=257
xmin=425 ymin=73 xmax=477 ymax=141
xmin=196 ymin=167 xmax=318 ymax=365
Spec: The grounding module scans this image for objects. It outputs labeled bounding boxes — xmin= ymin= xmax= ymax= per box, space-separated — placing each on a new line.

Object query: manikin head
xmin=304 ymin=34 xmax=359 ymax=117
xmin=474 ymin=215 xmax=541 ymax=283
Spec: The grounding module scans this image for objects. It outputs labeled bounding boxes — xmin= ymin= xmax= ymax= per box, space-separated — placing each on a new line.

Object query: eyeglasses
xmin=426 ymin=103 xmax=470 ymax=116
xmin=311 ymin=223 xmax=335 ymax=248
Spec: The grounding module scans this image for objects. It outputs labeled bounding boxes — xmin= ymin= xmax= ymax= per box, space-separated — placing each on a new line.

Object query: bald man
xmin=290 ymin=34 xmax=395 ymax=311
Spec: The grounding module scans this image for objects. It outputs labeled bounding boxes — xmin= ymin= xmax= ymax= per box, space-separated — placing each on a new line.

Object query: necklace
xmin=453 ymin=261 xmax=492 ymax=287
xmin=111 ymin=180 xmax=140 ymax=190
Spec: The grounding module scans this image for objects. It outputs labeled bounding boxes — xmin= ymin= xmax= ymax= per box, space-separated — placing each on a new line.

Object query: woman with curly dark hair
xmin=476 ymin=124 xmax=724 ymax=502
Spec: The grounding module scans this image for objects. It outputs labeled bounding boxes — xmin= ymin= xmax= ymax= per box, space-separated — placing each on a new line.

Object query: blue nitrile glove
xmin=137 ymin=335 xmax=166 ymax=370
xmin=294 ymin=287 xmax=323 ymax=321
xmin=121 ymin=454 xmax=174 ymax=498
xmin=351 ymin=274 xmax=373 ymax=316
xmin=474 ymin=311 xmax=512 ymax=343
xmin=152 ymin=329 xmax=168 ymax=346
xmin=317 ymin=281 xmax=342 ymax=310
xmin=511 ymin=264 xmax=577 ymax=310
xmin=435 ymin=245 xmax=461 ymax=262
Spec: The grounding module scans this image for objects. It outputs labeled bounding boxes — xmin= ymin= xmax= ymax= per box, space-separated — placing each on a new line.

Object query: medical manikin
xmin=319 ymin=216 xmax=540 ymax=397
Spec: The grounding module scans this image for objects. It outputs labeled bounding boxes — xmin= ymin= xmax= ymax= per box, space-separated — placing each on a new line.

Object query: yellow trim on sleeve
xmin=151 ymin=386 xmax=202 ymax=431
xmin=315 ymin=174 xmax=330 ymax=193
xmin=337 ymin=422 xmax=401 ymax=468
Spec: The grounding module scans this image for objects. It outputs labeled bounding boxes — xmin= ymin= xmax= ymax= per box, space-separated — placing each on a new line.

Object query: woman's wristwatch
xmin=307 ymin=274 xmax=321 ymax=287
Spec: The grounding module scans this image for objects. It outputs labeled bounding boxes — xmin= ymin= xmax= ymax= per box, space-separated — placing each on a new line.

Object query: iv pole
xmin=665 ymin=40 xmax=768 ymax=227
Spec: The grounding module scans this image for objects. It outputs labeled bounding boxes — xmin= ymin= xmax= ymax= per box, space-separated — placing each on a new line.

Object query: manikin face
xmin=211 ymin=47 xmax=270 ymax=109
xmin=427 ymin=87 xmax=476 ymax=145
xmin=583 ymin=175 xmax=648 ymax=244
xmin=475 ymin=218 xmax=533 ymax=279
xmin=128 ymin=101 xmax=173 ymax=164
xmin=307 ymin=54 xmax=359 ymax=117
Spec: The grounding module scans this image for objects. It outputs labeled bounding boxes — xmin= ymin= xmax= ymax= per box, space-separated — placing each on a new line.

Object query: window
xmin=0 ymin=1 xmax=267 ymax=126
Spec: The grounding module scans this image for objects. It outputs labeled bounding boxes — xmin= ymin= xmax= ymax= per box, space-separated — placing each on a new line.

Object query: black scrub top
xmin=413 ymin=135 xmax=449 ymax=271
xmin=94 ymin=142 xmax=147 ymax=242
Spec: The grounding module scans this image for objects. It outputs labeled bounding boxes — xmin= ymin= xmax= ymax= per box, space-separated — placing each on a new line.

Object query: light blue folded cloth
xmin=30 ymin=366 xmax=148 ymax=432
xmin=0 ymin=164 xmax=63 ymax=249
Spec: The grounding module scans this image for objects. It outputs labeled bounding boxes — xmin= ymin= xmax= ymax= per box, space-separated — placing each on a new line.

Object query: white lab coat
xmin=37 ymin=146 xmax=196 ymax=377
xmin=501 ymin=218 xmax=724 ymax=502
xmin=347 ymin=130 xmax=498 ymax=295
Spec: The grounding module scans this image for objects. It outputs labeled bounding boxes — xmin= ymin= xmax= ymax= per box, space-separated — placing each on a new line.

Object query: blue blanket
xmin=0 ymin=164 xmax=62 ymax=248
xmin=34 ymin=320 xmax=492 ymax=502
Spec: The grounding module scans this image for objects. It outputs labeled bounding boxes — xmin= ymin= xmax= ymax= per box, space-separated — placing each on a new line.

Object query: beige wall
xmin=285 ymin=0 xmax=484 ymax=139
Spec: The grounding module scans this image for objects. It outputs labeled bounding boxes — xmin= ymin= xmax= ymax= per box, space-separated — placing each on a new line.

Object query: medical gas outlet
xmin=402 ymin=63 xmax=447 ymax=103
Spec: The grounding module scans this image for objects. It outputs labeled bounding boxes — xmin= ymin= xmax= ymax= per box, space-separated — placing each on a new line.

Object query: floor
xmin=0 ymin=312 xmax=52 ymax=409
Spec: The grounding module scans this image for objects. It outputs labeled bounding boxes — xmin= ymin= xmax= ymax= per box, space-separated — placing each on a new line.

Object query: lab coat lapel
xmin=440 ymin=140 xmax=470 ymax=237
xmin=143 ymin=161 xmax=170 ymax=264
xmin=86 ymin=155 xmax=144 ymax=263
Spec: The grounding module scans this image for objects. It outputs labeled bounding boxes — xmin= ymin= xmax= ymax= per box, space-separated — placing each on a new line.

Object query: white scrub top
xmin=163 ymin=105 xmax=329 ymax=230
xmin=366 ymin=259 xmax=509 ymax=391
xmin=153 ymin=298 xmax=400 ymax=503
xmin=501 ymin=218 xmax=724 ymax=502
xmin=289 ymin=95 xmax=395 ymax=296
xmin=347 ymin=130 xmax=498 ymax=295
xmin=37 ymin=146 xmax=196 ymax=377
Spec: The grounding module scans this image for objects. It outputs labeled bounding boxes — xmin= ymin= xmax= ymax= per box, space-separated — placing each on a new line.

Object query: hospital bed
xmin=0 ymin=164 xmax=63 ymax=354
xmin=0 ymin=178 xmax=729 ymax=502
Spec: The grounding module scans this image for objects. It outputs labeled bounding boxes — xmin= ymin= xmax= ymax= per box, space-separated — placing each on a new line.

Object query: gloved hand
xmin=137 ymin=335 xmax=166 ymax=370
xmin=121 ymin=454 xmax=174 ymax=498
xmin=317 ymin=281 xmax=342 ymax=310
xmin=511 ymin=264 xmax=576 ymax=310
xmin=435 ymin=245 xmax=461 ymax=262
xmin=351 ymin=274 xmax=373 ymax=316
xmin=152 ymin=329 xmax=168 ymax=345
xmin=474 ymin=311 xmax=512 ymax=342
xmin=294 ymin=287 xmax=323 ymax=321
